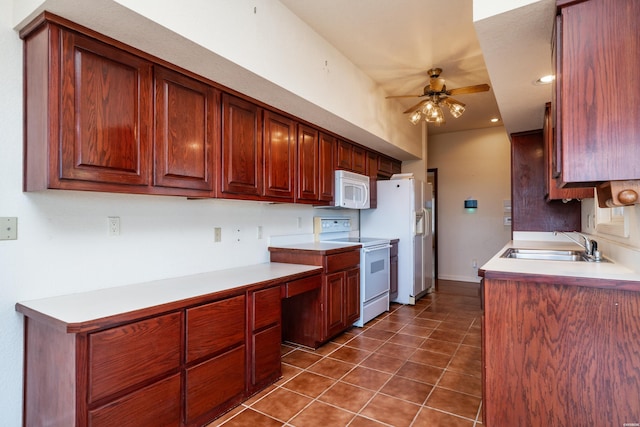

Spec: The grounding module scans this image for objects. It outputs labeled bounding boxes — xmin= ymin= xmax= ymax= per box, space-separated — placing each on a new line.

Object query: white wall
xmin=13 ymin=0 xmax=422 ymax=161
xmin=428 ymin=127 xmax=512 ymax=282
xmin=0 ymin=0 xmax=420 ymax=424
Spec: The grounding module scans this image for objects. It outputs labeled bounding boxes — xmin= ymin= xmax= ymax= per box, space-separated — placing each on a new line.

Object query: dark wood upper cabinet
xmin=263 ymin=110 xmax=296 ymax=201
xmin=154 ymin=66 xmax=218 ymax=194
xmin=336 ymin=139 xmax=352 ymax=170
xmin=511 ymin=130 xmax=581 ymax=232
xmin=59 ymin=30 xmax=153 ymax=187
xmin=220 ymin=93 xmax=263 ymax=198
xmin=296 ymin=124 xmax=320 ymax=202
xmin=23 ymin=21 xmax=153 ymax=192
xmin=543 ymin=102 xmax=593 ymax=201
xmin=555 ymin=0 xmax=640 ymax=186
xmin=21 ymin=13 xmax=401 ymax=203
xmin=351 ymin=145 xmax=366 ymax=174
xmin=318 ymin=132 xmax=335 ymax=203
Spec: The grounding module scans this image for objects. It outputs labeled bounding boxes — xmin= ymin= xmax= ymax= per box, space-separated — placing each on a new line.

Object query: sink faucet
xmin=554 ymin=231 xmax=599 ymax=259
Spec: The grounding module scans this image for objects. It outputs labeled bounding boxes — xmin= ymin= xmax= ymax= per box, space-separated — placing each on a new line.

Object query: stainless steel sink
xmin=501 ymin=248 xmax=590 ymax=262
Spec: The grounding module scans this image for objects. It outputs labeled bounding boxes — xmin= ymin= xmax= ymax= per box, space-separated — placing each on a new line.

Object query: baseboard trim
xmin=438 ymin=274 xmax=481 ymax=284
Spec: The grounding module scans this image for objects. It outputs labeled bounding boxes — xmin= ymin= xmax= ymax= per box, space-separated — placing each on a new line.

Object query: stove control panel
xmin=314 ymin=217 xmax=351 ymax=234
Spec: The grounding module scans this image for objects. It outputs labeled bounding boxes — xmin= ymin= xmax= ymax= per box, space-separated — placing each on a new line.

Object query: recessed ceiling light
xmin=490 ymin=118 xmax=500 ymax=123
xmin=535 ymin=75 xmax=555 ymax=85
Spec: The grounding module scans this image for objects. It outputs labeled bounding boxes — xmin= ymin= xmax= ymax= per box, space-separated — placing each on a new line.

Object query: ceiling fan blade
xmin=447 ymin=84 xmax=490 ymax=95
xmin=385 ymin=94 xmax=421 ymax=99
xmin=403 ymin=99 xmax=429 ymax=114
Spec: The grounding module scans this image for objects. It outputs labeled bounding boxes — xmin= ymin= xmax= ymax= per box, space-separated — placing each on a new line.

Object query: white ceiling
xmin=279 ymin=0 xmax=555 ymax=136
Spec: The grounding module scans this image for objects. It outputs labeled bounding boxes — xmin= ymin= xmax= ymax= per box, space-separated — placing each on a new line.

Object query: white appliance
xmin=360 ymin=175 xmax=434 ymax=305
xmin=315 ymin=217 xmax=390 ymax=326
xmin=332 ymin=170 xmax=370 ymax=209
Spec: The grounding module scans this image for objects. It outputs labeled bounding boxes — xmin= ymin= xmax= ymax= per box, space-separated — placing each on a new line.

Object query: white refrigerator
xmin=360 ymin=177 xmax=434 ymax=305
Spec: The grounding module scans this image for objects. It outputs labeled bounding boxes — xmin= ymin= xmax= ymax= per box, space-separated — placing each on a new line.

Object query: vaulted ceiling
xmin=280 ymin=0 xmax=555 ymax=137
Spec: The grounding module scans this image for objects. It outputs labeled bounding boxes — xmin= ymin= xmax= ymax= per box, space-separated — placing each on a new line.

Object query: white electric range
xmin=314 ymin=217 xmax=391 ymax=327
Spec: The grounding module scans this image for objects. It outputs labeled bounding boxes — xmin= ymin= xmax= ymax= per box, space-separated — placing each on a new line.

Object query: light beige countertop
xmin=481 ymin=240 xmax=640 ymax=283
xmin=16 ymin=262 xmax=322 ymax=331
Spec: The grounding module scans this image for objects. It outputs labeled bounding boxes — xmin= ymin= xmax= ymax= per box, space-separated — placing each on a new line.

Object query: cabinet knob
xmin=618 ymin=189 xmax=638 ymax=205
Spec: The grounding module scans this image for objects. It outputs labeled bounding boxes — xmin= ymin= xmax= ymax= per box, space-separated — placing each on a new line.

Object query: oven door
xmin=362 ymin=244 xmax=391 ymax=302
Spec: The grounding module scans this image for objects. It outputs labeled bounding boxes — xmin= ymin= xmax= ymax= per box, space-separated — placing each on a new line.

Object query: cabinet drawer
xmin=251 ymin=325 xmax=282 ymax=387
xmin=185 ymin=345 xmax=246 ymax=423
xmin=326 ymin=250 xmax=360 ymax=273
xmin=88 ymin=312 xmax=182 ymax=404
xmin=88 ymin=373 xmax=181 ymax=427
xmin=251 ymin=286 xmax=281 ymax=331
xmin=186 ymin=294 xmax=245 ymax=363
xmin=282 ymin=274 xmax=322 ymax=298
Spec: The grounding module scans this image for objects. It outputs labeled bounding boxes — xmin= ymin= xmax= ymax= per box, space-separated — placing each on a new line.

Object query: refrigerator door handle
xmin=414 ymin=210 xmax=426 ymax=236
xmin=423 ymin=208 xmax=430 ymax=237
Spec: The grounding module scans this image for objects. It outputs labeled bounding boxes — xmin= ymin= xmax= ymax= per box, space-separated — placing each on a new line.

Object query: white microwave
xmin=333 ymin=170 xmax=370 ymax=209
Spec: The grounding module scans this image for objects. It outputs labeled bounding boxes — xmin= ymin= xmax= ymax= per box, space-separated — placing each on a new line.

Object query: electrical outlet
xmin=0 ymin=217 xmax=17 ymax=240
xmin=108 ymin=217 xmax=120 ymax=236
xmin=235 ymin=228 xmax=241 ymax=243
xmin=214 ymin=227 xmax=222 ymax=242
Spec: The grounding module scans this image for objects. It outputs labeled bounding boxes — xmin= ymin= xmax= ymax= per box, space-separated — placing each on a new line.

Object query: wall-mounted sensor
xmin=464 ymin=199 xmax=478 ymax=209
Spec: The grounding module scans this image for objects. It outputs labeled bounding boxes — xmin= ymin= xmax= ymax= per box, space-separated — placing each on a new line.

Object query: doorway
xmin=427 ymin=168 xmax=438 ymax=291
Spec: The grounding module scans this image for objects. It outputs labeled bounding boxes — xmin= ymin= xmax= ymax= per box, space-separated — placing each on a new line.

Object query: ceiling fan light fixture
xmin=424 ymin=104 xmax=445 ymax=124
xmin=443 ymin=98 xmax=466 ymax=118
xmin=409 ymin=110 xmax=422 ymax=125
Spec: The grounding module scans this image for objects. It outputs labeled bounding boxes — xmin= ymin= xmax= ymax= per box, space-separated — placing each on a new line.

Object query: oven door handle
xmin=363 ymin=244 xmax=392 ymax=253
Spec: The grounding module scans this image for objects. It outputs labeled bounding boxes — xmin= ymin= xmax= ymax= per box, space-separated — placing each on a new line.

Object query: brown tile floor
xmin=210 ymin=280 xmax=483 ymax=427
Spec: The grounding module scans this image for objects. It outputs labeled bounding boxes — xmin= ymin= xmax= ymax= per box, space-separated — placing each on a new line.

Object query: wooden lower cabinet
xmin=482 ymin=273 xmax=640 ymax=426
xmin=185 ymin=295 xmax=246 ymax=426
xmin=269 ymin=246 xmax=360 ymax=348
xmin=20 ymin=275 xmax=318 ymax=427
xmin=248 ymin=285 xmax=282 ymax=395
xmin=185 ymin=346 xmax=246 ymax=425
xmin=88 ymin=374 xmax=182 ymax=427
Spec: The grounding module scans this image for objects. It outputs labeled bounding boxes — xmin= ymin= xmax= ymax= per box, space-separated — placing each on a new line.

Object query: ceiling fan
xmin=387 ymin=68 xmax=490 ymax=125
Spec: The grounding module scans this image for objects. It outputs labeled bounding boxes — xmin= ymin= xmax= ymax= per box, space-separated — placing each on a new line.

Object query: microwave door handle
xmin=363 ymin=181 xmax=369 ymax=206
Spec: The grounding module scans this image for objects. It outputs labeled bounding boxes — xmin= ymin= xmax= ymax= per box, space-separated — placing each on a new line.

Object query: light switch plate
xmin=0 ymin=217 xmax=18 ymax=240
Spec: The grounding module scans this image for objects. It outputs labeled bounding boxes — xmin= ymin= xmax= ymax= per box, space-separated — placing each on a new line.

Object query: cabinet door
xmin=297 ymin=124 xmax=320 ymax=202
xmin=221 ymin=94 xmax=262 ymax=197
xmin=324 ymin=271 xmax=346 ymax=339
xmin=263 ymin=110 xmax=296 ymax=201
xmin=367 ymin=151 xmax=378 ymax=209
xmin=318 ymin=133 xmax=335 ymax=202
xmin=60 ymin=30 xmax=152 ymax=186
xmin=154 ymin=66 xmax=218 ymax=193
xmin=186 ymin=294 xmax=245 ymax=363
xmin=345 ymin=267 xmax=361 ymax=325
xmin=185 ymin=345 xmax=246 ymax=425
xmin=377 ymin=156 xmax=394 ymax=179
xmin=543 ymin=103 xmax=592 ymax=200
xmin=88 ymin=374 xmax=181 ymax=427
xmin=251 ymin=325 xmax=281 ymax=390
xmin=88 ymin=312 xmax=182 ymax=404
xmin=351 ymin=146 xmax=366 ymax=174
xmin=511 ymin=130 xmax=581 ymax=232
xmin=249 ymin=286 xmax=282 ymax=392
xmin=336 ymin=140 xmax=352 ymax=170
xmin=558 ymin=0 xmax=640 ymax=184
